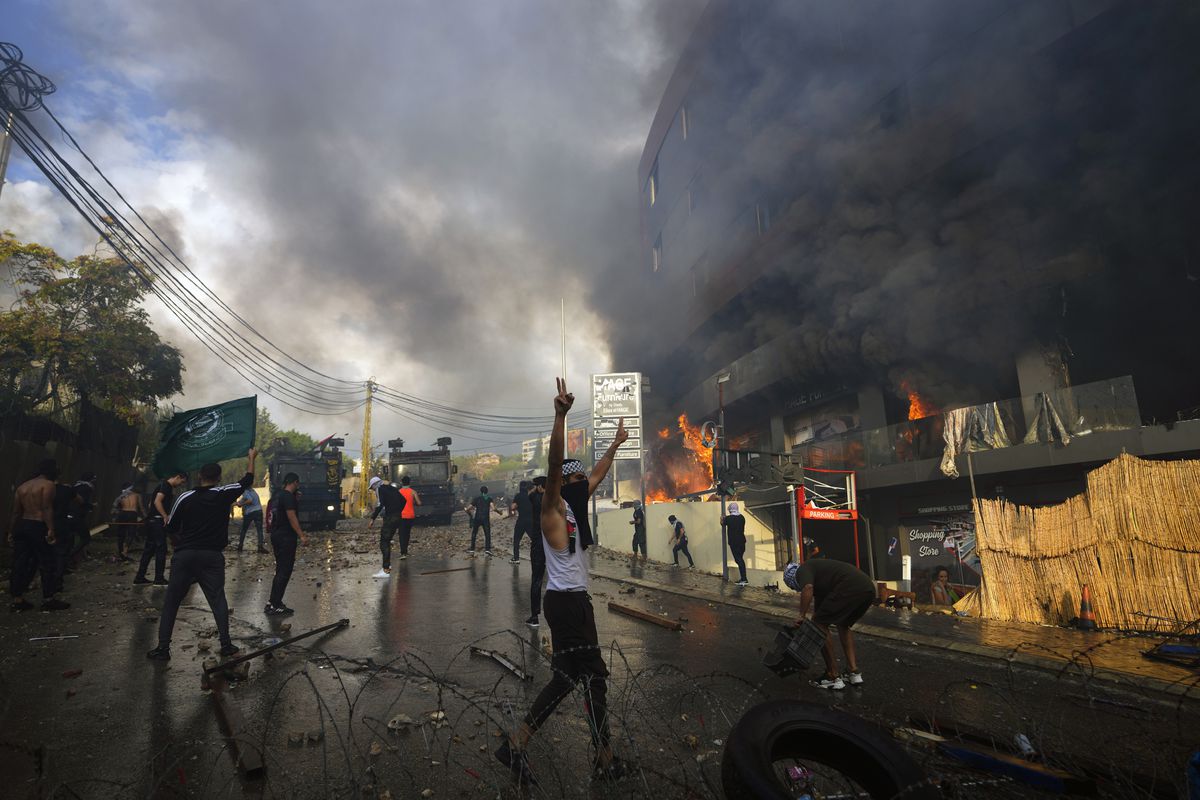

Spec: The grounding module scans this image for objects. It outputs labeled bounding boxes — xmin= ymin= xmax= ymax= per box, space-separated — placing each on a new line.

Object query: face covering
xmin=560 ymin=479 xmax=593 ymax=551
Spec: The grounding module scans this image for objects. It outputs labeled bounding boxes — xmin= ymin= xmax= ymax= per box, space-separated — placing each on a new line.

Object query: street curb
xmin=589 ymin=570 xmax=1200 ymax=701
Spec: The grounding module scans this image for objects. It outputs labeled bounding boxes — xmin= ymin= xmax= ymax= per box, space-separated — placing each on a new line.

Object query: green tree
xmin=0 ymin=232 xmax=184 ymax=421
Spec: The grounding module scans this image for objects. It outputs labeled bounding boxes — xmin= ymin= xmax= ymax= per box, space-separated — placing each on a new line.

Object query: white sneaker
xmin=736 ymin=579 xmax=749 ymax=587
xmin=812 ymin=676 xmax=846 ymax=690
xmin=843 ymin=671 xmax=864 ymax=685
xmin=372 ymin=570 xmax=390 ymax=578
xmin=398 ymin=554 xmax=407 ymax=561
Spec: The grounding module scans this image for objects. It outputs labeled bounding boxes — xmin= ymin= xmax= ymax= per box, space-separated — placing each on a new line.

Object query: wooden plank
xmin=607 ymin=601 xmax=683 ymax=631
xmin=469 ymin=646 xmax=532 ymax=681
xmin=937 ymin=741 xmax=1095 ymax=795
xmin=203 ymin=618 xmax=349 ymax=676
xmin=209 ymin=673 xmax=265 ymax=779
xmin=419 ymin=566 xmax=473 ymax=576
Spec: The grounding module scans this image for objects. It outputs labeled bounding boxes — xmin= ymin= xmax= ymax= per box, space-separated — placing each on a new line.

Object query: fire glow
xmin=645 ymin=412 xmax=715 ymax=503
xmin=902 ymin=380 xmax=940 ymax=421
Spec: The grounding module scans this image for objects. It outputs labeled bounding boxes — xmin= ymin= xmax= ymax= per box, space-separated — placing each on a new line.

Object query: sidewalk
xmin=581 ymin=547 xmax=1200 ymax=699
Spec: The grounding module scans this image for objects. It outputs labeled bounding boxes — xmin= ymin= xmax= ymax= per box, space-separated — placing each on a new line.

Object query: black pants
xmin=398 ymin=518 xmax=414 ymax=556
xmin=238 ymin=511 xmax=264 ymax=550
xmin=530 ymin=549 xmax=546 ymax=616
xmin=157 ymin=549 xmax=231 ymax=648
xmin=673 ymin=540 xmax=694 ymax=566
xmin=269 ymin=531 xmax=298 ymax=607
xmin=379 ymin=516 xmax=401 ymax=569
xmin=512 ymin=517 xmax=530 ymax=559
xmin=10 ymin=520 xmax=56 ymax=599
xmin=67 ymin=518 xmax=91 ymax=562
xmin=632 ymin=528 xmax=647 ymax=557
xmin=525 ymin=590 xmax=610 ymax=748
xmin=730 ymin=539 xmax=747 ymax=581
xmin=52 ymin=524 xmax=73 ymax=593
xmin=470 ymin=518 xmax=491 ymax=551
xmin=137 ymin=519 xmax=168 ymax=581
xmin=115 ymin=511 xmax=140 ymax=555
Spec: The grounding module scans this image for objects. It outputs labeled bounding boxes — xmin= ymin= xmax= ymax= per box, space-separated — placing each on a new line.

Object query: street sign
xmin=592 ymin=372 xmax=642 ymax=461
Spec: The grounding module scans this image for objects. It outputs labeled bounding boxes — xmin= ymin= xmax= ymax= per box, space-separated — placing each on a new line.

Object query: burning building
xmin=627 ymin=1 xmax=1200 ymax=590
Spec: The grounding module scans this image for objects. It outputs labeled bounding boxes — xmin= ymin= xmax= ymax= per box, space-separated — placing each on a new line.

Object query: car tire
xmin=721 ymin=700 xmax=936 ymax=800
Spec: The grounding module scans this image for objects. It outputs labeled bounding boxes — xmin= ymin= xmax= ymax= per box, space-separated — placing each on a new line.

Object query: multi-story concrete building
xmin=634 ymin=0 xmax=1200 ymax=593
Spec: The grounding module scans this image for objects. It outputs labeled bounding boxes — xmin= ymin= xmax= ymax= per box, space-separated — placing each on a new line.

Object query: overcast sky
xmin=1 ymin=0 xmax=702 ymax=455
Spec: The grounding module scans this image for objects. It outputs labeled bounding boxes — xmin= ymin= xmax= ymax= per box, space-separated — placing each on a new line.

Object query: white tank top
xmin=544 ymin=502 xmax=589 ymax=592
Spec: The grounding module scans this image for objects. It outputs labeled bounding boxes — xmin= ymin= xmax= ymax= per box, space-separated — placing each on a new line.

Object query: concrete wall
xmin=597 ymin=501 xmax=786 ymax=584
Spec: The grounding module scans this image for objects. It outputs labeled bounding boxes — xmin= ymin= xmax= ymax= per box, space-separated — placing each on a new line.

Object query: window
xmin=392 ymin=462 xmax=450 ymax=482
xmin=652 ymin=234 xmax=662 ymax=273
xmin=647 ymin=160 xmax=659 ymax=207
xmin=681 ymin=105 xmax=689 ymax=140
xmin=756 ymin=202 xmax=771 ymax=235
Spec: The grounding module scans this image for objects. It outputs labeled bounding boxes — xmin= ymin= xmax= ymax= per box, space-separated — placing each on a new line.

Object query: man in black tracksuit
xmin=525 ymin=477 xmax=546 ymax=627
xmin=267 ymin=472 xmax=306 ymax=615
xmin=368 ymin=476 xmax=407 ymax=573
xmin=136 ymin=471 xmax=187 ymax=585
xmin=146 ymin=449 xmax=256 ymax=661
xmin=510 ymin=480 xmax=532 ymax=563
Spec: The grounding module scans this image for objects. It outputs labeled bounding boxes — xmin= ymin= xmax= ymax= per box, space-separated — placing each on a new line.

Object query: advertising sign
xmin=591 ymin=372 xmax=641 ymax=460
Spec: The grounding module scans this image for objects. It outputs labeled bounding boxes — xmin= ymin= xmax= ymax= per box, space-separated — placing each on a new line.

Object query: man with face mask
xmin=496 ymin=379 xmax=629 ymax=786
xmin=722 ymin=501 xmax=748 ymax=586
xmin=525 ymin=476 xmax=546 ymax=627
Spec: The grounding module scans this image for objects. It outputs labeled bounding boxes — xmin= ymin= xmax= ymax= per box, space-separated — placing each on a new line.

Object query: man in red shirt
xmin=396 ymin=475 xmax=421 ymax=559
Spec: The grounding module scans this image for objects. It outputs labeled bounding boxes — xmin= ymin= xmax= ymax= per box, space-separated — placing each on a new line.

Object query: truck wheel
xmin=721 ymin=700 xmax=936 ymax=800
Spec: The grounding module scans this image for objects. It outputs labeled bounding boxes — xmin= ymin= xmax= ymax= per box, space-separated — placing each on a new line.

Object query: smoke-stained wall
xmin=624 ymin=0 xmax=1200 ymax=424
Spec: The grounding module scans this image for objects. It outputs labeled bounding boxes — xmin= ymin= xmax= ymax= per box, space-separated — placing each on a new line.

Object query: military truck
xmin=267 ymin=436 xmax=346 ymax=531
xmin=386 ymin=437 xmax=457 ymax=525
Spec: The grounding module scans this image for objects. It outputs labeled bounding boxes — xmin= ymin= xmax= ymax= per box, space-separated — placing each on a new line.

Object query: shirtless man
xmin=8 ymin=459 xmax=70 ymax=611
xmin=496 ymin=380 xmax=629 ymax=785
xmin=114 ymin=483 xmax=146 ymax=561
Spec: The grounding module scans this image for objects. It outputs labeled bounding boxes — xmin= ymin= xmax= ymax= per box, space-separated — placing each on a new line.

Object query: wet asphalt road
xmin=1 ymin=516 xmax=1196 ymax=799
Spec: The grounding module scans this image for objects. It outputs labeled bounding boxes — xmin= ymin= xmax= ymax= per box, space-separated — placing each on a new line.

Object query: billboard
xmin=591 ymin=372 xmax=642 ymax=461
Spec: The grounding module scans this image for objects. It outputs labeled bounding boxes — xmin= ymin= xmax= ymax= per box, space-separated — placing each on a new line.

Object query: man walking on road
xmin=235 ymin=486 xmax=265 ymax=553
xmin=8 ymin=459 xmax=70 ymax=612
xmin=368 ymin=475 xmax=407 ymax=574
xmin=497 ymin=379 xmax=629 ymax=785
xmin=135 ymin=471 xmax=187 ymax=586
xmin=525 ymin=477 xmax=546 ymax=627
xmin=722 ymin=502 xmax=748 ymax=585
xmin=510 ymin=480 xmax=532 ymax=563
xmin=668 ymin=514 xmax=694 ymax=568
xmin=629 ymin=501 xmax=646 ymax=561
xmin=784 ymin=558 xmax=876 ymax=689
xmin=147 ymin=449 xmax=256 ymax=661
xmin=267 ymin=472 xmax=306 ymax=614
xmin=466 ymin=486 xmax=500 ymax=556
xmin=397 ymin=475 xmax=420 ymax=560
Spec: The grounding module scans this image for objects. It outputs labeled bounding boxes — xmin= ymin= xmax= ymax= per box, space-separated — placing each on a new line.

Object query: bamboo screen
xmin=966 ymin=454 xmax=1200 ymax=631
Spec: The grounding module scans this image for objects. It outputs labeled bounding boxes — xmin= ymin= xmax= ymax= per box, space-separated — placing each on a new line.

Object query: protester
xmin=112 ymin=482 xmax=145 ymax=562
xmin=368 ymin=475 xmax=407 ymax=574
xmin=497 ymin=379 xmax=629 ymax=785
xmin=629 ymin=501 xmax=647 ymax=560
xmin=930 ymin=565 xmax=961 ymax=606
xmin=396 ymin=475 xmax=421 ymax=560
xmin=466 ymin=485 xmax=501 ymax=556
xmin=235 ymin=485 xmax=266 ymax=553
xmin=8 ymin=459 xmax=70 ymax=612
xmin=525 ymin=477 xmax=546 ymax=627
xmin=135 ymin=471 xmax=187 ymax=586
xmin=51 ymin=477 xmax=79 ymax=594
xmin=66 ymin=471 xmax=96 ymax=564
xmin=668 ymin=514 xmax=694 ymax=568
xmin=266 ymin=471 xmax=306 ymax=615
xmin=722 ymin=502 xmax=748 ymax=585
xmin=510 ymin=480 xmax=532 ymax=563
xmin=783 ymin=558 xmax=876 ymax=689
xmin=146 ymin=449 xmax=257 ymax=661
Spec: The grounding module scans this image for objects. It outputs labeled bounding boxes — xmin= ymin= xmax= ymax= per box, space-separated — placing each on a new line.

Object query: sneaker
xmin=525 ymin=615 xmax=539 ymax=628
xmin=277 ymin=605 xmax=296 ymax=615
xmin=671 ymin=563 xmax=679 ymax=568
xmin=41 ymin=598 xmax=71 ymax=611
xmin=372 ymin=570 xmax=390 ymax=578
xmin=843 ymin=671 xmax=864 ymax=686
xmin=484 ymin=550 xmax=494 ymax=557
xmin=152 ymin=579 xmax=169 ymax=586
xmin=509 ymin=557 xmax=521 ymax=564
xmin=146 ymin=646 xmax=171 ymax=661
xmin=494 ymin=740 xmax=537 ymax=786
xmin=735 ymin=579 xmax=749 ymax=587
xmin=133 ymin=576 xmax=150 ymax=585
xmin=219 ymin=643 xmax=241 ymax=658
xmin=812 ymin=675 xmax=846 ymax=690
xmin=398 ymin=554 xmax=407 ymax=561
xmin=9 ymin=600 xmax=34 ymax=612
xmin=466 ymin=550 xmax=476 ymax=558
xmin=265 ymin=604 xmax=288 ymax=616
xmin=593 ymin=756 xmax=629 ymax=781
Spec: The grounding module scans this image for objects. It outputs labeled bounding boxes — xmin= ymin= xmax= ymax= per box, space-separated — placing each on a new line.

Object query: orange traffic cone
xmin=1077 ymin=584 xmax=1098 ymax=631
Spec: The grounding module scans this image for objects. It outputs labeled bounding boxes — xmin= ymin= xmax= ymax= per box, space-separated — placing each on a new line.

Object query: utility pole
xmin=717 ymin=373 xmax=731 ymax=582
xmin=358 ymin=379 xmax=375 ymax=517
xmin=0 ymin=113 xmax=13 ymax=201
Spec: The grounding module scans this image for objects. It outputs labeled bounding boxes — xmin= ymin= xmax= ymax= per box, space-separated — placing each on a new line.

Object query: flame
xmin=644 ymin=412 xmax=715 ymax=502
xmin=902 ymin=380 xmax=940 ymax=421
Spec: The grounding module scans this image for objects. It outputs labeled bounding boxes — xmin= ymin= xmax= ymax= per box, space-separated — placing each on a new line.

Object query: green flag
xmin=152 ymin=396 xmax=258 ymax=476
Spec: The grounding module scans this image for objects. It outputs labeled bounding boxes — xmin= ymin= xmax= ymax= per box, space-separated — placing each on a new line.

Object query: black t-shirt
xmin=53 ymin=484 xmax=77 ymax=527
xmin=149 ymin=481 xmax=174 ymax=520
xmin=272 ymin=490 xmax=300 ymax=534
xmin=529 ymin=491 xmax=545 ymax=556
xmin=794 ymin=558 xmax=875 ymax=601
xmin=471 ymin=495 xmax=492 ymax=521
xmin=167 ymin=473 xmax=254 ymax=551
xmin=672 ymin=520 xmax=686 ymax=542
xmin=632 ymin=507 xmax=645 ymax=532
xmin=514 ymin=491 xmax=532 ymax=520
xmin=371 ymin=483 xmax=407 ymax=520
xmin=69 ymin=482 xmax=94 ymax=521
xmin=724 ymin=514 xmax=746 ymax=545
